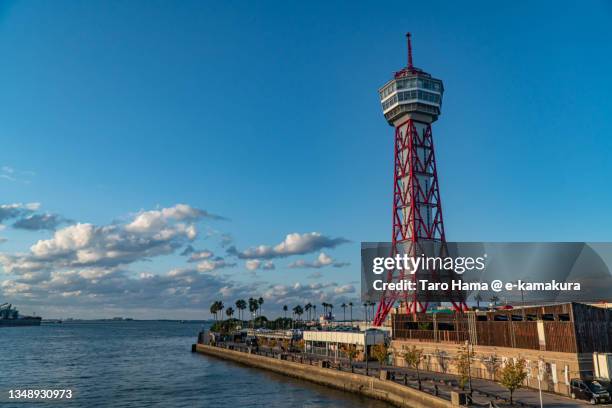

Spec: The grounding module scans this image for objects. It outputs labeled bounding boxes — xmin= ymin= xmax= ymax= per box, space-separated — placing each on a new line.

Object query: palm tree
xmin=312 ymin=305 xmax=317 ymax=321
xmin=248 ymin=298 xmax=259 ymax=327
xmin=363 ymin=302 xmax=368 ymax=324
xmin=474 ymin=294 xmax=483 ymax=309
xmin=210 ymin=302 xmax=218 ymax=321
xmin=348 ymin=302 xmax=353 ymax=323
xmin=235 ymin=299 xmax=246 ymax=321
xmin=490 ymin=296 xmax=499 ymax=307
xmin=283 ymin=304 xmax=288 ymax=319
xmin=321 ymin=302 xmax=328 ymax=317
xmin=293 ymin=305 xmax=304 ymax=321
xmin=226 ymin=307 xmax=234 ymax=319
xmin=341 ymin=303 xmax=347 ymax=321
xmin=258 ymin=297 xmax=264 ymax=317
xmin=369 ymin=301 xmax=376 ymax=320
xmin=304 ymin=303 xmax=312 ymax=321
xmin=217 ymin=301 xmax=224 ymax=321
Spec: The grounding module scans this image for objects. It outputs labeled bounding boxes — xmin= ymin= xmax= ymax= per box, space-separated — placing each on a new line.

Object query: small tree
xmin=403 ymin=345 xmax=425 ymax=389
xmin=342 ymin=344 xmax=359 ymax=368
xmin=371 ymin=344 xmax=390 ymax=368
xmin=294 ymin=339 xmax=305 ymax=352
xmin=454 ymin=343 xmax=474 ymax=390
xmin=498 ymin=358 xmax=528 ymax=405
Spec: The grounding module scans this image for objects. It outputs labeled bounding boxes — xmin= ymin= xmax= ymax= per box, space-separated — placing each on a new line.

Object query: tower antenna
xmin=406 ymin=32 xmax=413 ymax=69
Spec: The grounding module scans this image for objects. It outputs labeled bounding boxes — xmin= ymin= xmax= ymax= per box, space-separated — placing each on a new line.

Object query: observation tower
xmin=373 ymin=34 xmax=466 ymax=326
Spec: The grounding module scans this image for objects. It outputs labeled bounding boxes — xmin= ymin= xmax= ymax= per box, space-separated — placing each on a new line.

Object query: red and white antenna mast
xmin=407 ymin=32 xmax=413 ymax=69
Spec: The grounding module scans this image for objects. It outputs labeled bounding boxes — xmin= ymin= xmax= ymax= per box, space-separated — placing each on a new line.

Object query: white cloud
xmin=0 ymin=202 xmax=67 ymax=231
xmin=0 ymin=202 xmax=41 ymax=222
xmin=126 ymin=203 xmax=217 ymax=233
xmin=0 ymin=204 xmax=216 ymax=275
xmin=0 ymin=167 xmax=35 ymax=183
xmin=245 ymin=259 xmax=275 ymax=271
xmin=13 ymin=213 xmax=66 ymax=231
xmin=227 ymin=232 xmax=349 ymax=260
xmin=196 ymin=258 xmax=235 ymax=273
xmin=287 ymin=252 xmax=350 ymax=269
xmin=0 ymin=204 xmax=359 ymax=318
xmin=334 ymin=284 xmax=355 ymax=294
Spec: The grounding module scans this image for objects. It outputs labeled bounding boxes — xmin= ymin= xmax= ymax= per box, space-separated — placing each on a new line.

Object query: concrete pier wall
xmin=195 ymin=344 xmax=453 ymax=408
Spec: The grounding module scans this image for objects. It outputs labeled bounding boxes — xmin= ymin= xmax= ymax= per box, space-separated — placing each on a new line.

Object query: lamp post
xmin=537 ymin=358 xmax=544 ymax=408
xmin=465 ymin=340 xmax=473 ymax=396
xmin=364 ymin=333 xmax=369 ymax=376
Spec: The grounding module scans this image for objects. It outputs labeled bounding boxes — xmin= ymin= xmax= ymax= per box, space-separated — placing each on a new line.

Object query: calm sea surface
xmin=0 ymin=321 xmax=390 ymax=407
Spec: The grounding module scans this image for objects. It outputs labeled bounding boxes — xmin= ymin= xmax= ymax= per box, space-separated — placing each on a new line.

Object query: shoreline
xmin=194 ymin=343 xmax=454 ymax=408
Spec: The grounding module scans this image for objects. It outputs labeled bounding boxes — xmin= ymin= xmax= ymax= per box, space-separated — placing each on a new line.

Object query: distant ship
xmin=0 ymin=303 xmax=41 ymax=327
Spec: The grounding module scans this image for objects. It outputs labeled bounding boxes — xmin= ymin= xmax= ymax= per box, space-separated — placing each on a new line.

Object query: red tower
xmin=373 ymin=34 xmax=466 ymax=326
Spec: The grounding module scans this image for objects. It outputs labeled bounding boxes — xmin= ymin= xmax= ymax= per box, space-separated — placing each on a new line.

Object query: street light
xmin=465 ymin=340 xmax=473 ymax=397
xmin=364 ymin=332 xmax=369 ymax=376
xmin=537 ymin=358 xmax=544 ymax=408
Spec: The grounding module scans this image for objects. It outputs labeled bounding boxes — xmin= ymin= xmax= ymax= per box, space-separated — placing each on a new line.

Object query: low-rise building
xmin=303 ymin=329 xmax=387 ymax=361
xmin=390 ymin=302 xmax=612 ymax=395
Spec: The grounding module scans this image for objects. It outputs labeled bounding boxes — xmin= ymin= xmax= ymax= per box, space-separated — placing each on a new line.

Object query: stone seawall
xmin=195 ymin=344 xmax=454 ymax=408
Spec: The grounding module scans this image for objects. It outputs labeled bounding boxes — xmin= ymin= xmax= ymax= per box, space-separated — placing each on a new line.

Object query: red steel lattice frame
xmin=372 ymin=119 xmax=466 ymax=326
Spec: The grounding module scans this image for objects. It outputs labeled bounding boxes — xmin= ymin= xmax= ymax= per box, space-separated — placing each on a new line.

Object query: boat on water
xmin=0 ymin=303 xmax=41 ymax=327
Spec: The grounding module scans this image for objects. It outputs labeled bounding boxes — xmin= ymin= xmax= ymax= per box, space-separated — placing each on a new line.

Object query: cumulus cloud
xmin=287 ymin=252 xmax=350 ymax=269
xmin=259 ymin=281 xmax=356 ymax=307
xmin=245 ymin=259 xmax=275 ymax=271
xmin=0 ymin=202 xmax=41 ymax=223
xmin=0 ymin=204 xmax=359 ymax=317
xmin=1 ymin=265 xmax=356 ymax=318
xmin=195 ymin=258 xmax=236 ymax=273
xmin=180 ymin=245 xmax=215 ymax=262
xmin=227 ymin=232 xmax=349 ymax=260
xmin=13 ymin=213 xmax=67 ymax=231
xmin=126 ymin=204 xmax=223 ymax=233
xmin=334 ymin=284 xmax=356 ymax=294
xmin=0 ymin=204 xmax=215 ymax=276
xmin=0 ymin=203 xmax=67 ymax=231
xmin=0 ymin=266 xmax=256 ymax=312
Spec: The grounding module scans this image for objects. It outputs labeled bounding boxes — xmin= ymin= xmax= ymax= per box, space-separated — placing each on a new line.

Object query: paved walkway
xmin=219 ymin=342 xmax=610 ymax=408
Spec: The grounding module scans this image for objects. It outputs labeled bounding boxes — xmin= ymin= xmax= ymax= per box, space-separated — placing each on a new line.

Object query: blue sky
xmin=1 ymin=1 xmax=611 ymax=318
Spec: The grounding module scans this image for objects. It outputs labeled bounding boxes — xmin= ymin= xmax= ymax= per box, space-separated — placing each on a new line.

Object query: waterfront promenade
xmin=197 ymin=340 xmax=609 ymax=408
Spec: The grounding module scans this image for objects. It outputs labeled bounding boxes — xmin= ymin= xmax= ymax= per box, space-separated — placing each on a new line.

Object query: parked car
xmin=595 ymin=378 xmax=612 ymax=393
xmin=570 ymin=379 xmax=611 ymax=404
